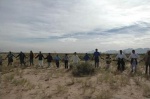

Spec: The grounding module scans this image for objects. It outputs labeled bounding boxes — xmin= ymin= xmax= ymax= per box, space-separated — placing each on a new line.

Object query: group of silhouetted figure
xmin=0 ymin=49 xmax=150 ymax=75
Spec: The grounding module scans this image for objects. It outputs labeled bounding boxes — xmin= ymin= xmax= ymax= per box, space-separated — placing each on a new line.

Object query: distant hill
xmin=104 ymin=48 xmax=150 ymax=54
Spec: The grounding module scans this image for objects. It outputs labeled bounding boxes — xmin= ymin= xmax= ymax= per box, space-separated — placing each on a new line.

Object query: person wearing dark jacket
xmin=16 ymin=51 xmax=26 ymax=66
xmin=45 ymin=53 xmax=53 ymax=68
xmin=29 ymin=51 xmax=34 ymax=66
xmin=83 ymin=53 xmax=90 ymax=62
xmin=5 ymin=51 xmax=16 ymax=66
xmin=35 ymin=51 xmax=45 ymax=68
xmin=64 ymin=54 xmax=69 ymax=69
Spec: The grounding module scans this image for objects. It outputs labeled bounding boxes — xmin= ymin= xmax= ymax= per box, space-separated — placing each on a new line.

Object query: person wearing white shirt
xmin=115 ymin=50 xmax=127 ymax=72
xmin=71 ymin=52 xmax=80 ymax=65
xmin=129 ymin=50 xmax=139 ymax=73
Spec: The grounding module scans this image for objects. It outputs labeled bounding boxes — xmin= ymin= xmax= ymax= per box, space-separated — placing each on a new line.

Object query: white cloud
xmin=0 ymin=0 xmax=150 ymax=52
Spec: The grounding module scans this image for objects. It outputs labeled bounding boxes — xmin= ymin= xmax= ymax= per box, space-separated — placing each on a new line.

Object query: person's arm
xmin=5 ymin=55 xmax=8 ymax=60
xmin=35 ymin=54 xmax=38 ymax=59
xmin=16 ymin=54 xmax=19 ymax=58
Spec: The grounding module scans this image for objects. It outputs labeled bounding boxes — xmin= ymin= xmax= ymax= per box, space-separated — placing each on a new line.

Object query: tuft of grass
xmin=72 ymin=62 xmax=95 ymax=77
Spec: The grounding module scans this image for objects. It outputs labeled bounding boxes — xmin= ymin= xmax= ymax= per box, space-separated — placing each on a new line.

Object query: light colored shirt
xmin=116 ymin=53 xmax=127 ymax=59
xmin=129 ymin=53 xmax=139 ymax=59
xmin=71 ymin=55 xmax=80 ymax=64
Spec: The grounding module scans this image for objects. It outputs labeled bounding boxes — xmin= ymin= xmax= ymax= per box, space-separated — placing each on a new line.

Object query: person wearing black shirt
xmin=5 ymin=51 xmax=15 ymax=66
xmin=29 ymin=51 xmax=34 ymax=66
xmin=45 ymin=53 xmax=53 ymax=68
xmin=35 ymin=51 xmax=45 ymax=68
xmin=16 ymin=51 xmax=26 ymax=66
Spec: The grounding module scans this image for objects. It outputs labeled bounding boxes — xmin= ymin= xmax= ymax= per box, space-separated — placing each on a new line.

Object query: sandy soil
xmin=1 ymin=56 xmax=150 ymax=99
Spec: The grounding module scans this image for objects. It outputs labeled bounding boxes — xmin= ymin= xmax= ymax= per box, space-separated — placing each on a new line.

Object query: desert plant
xmin=72 ymin=62 xmax=95 ymax=77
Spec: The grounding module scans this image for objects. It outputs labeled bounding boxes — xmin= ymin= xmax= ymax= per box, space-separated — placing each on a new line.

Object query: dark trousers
xmin=95 ymin=57 xmax=99 ymax=68
xmin=117 ymin=59 xmax=125 ymax=71
xmin=145 ymin=63 xmax=150 ymax=74
xmin=20 ymin=59 xmax=26 ymax=66
xmin=64 ymin=60 xmax=68 ymax=69
xmin=30 ymin=59 xmax=34 ymax=66
xmin=56 ymin=61 xmax=59 ymax=68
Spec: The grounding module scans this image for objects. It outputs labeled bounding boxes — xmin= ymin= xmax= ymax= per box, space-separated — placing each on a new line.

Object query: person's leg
xmin=41 ymin=60 xmax=43 ymax=68
xmin=95 ymin=60 xmax=97 ymax=68
xmin=148 ymin=64 xmax=150 ymax=75
xmin=39 ymin=60 xmax=41 ymax=67
xmin=97 ymin=62 xmax=99 ymax=68
xmin=117 ymin=61 xmax=120 ymax=71
xmin=66 ymin=61 xmax=68 ymax=69
xmin=48 ymin=62 xmax=50 ymax=68
xmin=65 ymin=61 xmax=67 ymax=69
xmin=145 ymin=64 xmax=148 ymax=74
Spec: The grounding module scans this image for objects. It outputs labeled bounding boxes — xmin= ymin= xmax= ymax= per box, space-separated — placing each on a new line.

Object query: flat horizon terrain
xmin=0 ymin=54 xmax=150 ymax=99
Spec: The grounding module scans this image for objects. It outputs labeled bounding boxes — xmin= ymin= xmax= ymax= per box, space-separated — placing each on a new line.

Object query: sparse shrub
xmin=72 ymin=62 xmax=95 ymax=77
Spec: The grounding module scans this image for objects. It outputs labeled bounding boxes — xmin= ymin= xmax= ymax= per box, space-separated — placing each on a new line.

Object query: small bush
xmin=72 ymin=62 xmax=95 ymax=77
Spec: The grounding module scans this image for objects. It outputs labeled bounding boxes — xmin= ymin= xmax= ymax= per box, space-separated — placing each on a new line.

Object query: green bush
xmin=72 ymin=62 xmax=95 ymax=77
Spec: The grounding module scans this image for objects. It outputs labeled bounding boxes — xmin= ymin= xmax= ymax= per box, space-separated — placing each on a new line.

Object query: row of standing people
xmin=92 ymin=49 xmax=150 ymax=75
xmin=1 ymin=49 xmax=150 ymax=75
xmin=0 ymin=51 xmax=81 ymax=69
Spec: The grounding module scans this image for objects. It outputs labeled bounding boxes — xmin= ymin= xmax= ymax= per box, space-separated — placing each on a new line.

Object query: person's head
xmin=39 ymin=51 xmax=41 ymax=54
xmin=9 ymin=51 xmax=11 ymax=54
xmin=65 ymin=54 xmax=68 ymax=56
xmin=74 ymin=52 xmax=77 ymax=55
xmin=20 ymin=51 xmax=22 ymax=53
xmin=48 ymin=53 xmax=51 ymax=55
xmin=95 ymin=49 xmax=98 ymax=52
xmin=30 ymin=50 xmax=33 ymax=53
xmin=132 ymin=50 xmax=135 ymax=54
xmin=119 ymin=50 xmax=122 ymax=54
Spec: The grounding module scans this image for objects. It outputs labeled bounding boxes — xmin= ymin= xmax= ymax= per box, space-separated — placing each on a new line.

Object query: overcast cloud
xmin=0 ymin=0 xmax=150 ymax=53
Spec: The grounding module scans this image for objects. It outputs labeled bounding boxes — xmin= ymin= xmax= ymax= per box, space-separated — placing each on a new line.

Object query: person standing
xmin=29 ymin=51 xmax=34 ymax=66
xmin=16 ymin=51 xmax=26 ymax=66
xmin=115 ymin=50 xmax=127 ymax=72
xmin=0 ymin=53 xmax=3 ymax=66
xmin=64 ymin=54 xmax=69 ymax=69
xmin=129 ymin=50 xmax=140 ymax=73
xmin=143 ymin=50 xmax=150 ymax=75
xmin=83 ymin=53 xmax=90 ymax=62
xmin=5 ymin=51 xmax=15 ymax=66
xmin=54 ymin=54 xmax=61 ymax=68
xmin=105 ymin=54 xmax=111 ymax=70
xmin=45 ymin=53 xmax=53 ymax=68
xmin=35 ymin=51 xmax=45 ymax=68
xmin=71 ymin=52 xmax=80 ymax=66
xmin=93 ymin=49 xmax=102 ymax=68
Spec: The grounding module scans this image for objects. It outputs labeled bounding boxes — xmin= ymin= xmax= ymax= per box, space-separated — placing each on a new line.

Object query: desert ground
xmin=0 ymin=53 xmax=150 ymax=99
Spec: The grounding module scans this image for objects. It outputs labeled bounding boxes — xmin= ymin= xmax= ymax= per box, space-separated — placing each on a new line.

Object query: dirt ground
xmin=0 ymin=54 xmax=150 ymax=99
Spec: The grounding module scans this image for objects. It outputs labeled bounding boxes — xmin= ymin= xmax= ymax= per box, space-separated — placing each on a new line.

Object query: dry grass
xmin=0 ymin=53 xmax=149 ymax=99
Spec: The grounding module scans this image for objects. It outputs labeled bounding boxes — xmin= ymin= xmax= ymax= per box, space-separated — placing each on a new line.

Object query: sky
xmin=0 ymin=0 xmax=150 ymax=53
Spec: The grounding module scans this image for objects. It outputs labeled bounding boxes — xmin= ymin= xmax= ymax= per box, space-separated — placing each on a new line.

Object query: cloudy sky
xmin=0 ymin=0 xmax=150 ymax=53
